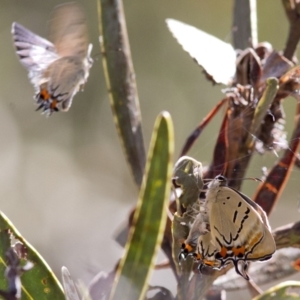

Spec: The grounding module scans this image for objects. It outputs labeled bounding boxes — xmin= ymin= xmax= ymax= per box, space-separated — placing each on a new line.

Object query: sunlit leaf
xmin=0 ymin=212 xmax=65 ymax=299
xmin=166 ymin=18 xmax=236 ymax=85
xmin=98 ymin=0 xmax=146 ymax=187
xmin=253 ymin=281 xmax=300 ymax=300
xmin=109 ymin=111 xmax=174 ymax=300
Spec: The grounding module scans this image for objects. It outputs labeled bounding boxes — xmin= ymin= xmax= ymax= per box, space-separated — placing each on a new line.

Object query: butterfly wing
xmin=229 ymin=188 xmax=276 ymax=261
xmin=37 ymin=56 xmax=87 ymax=112
xmin=12 ymin=4 xmax=93 ymax=115
xmin=196 ymin=232 xmax=222 ymax=268
xmin=11 ymin=22 xmax=58 ymax=84
xmin=166 ymin=18 xmax=236 ymax=85
xmin=38 ymin=3 xmax=93 ymax=113
xmin=48 ymin=3 xmax=90 ymax=59
xmin=209 ymin=186 xmax=275 ymax=261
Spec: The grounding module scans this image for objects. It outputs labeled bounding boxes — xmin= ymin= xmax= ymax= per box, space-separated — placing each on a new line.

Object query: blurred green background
xmin=0 ymin=0 xmax=299 ymax=297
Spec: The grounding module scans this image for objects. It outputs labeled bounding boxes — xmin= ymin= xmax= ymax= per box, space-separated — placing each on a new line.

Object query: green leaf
xmin=109 ymin=111 xmax=174 ymax=300
xmin=0 ymin=212 xmax=65 ymax=299
xmin=97 ymin=0 xmax=146 ymax=187
xmin=253 ymin=281 xmax=300 ymax=300
xmin=246 ymin=77 xmax=279 ymax=148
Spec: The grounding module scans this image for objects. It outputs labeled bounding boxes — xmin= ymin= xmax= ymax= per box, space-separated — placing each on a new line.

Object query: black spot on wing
xmin=232 ymin=207 xmax=251 ymax=241
xmin=233 ymin=210 xmax=238 ymax=223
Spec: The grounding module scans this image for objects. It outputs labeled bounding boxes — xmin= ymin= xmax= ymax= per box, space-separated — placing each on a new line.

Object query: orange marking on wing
xmin=265 ymin=183 xmax=278 ymax=194
xmin=50 ymin=99 xmax=58 ymax=110
xmin=184 ymin=243 xmax=193 ymax=253
xmin=278 ymin=161 xmax=288 ymax=168
xmin=232 ymin=246 xmax=245 ymax=256
xmin=40 ymin=89 xmax=51 ymax=101
xmin=219 ymin=246 xmax=227 ymax=258
xmin=247 ymin=232 xmax=263 ymax=250
xmin=292 ymin=258 xmax=300 ymax=271
xmin=194 ymin=253 xmax=202 ymax=260
xmin=203 ymin=259 xmax=215 ymax=267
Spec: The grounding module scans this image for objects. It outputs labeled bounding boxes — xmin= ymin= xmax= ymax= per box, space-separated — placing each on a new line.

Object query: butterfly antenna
xmin=240 ymin=177 xmax=263 ymax=183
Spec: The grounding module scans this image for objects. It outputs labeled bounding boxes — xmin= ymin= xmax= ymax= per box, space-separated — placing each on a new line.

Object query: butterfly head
xmin=206 ymin=174 xmax=228 ymax=191
xmin=83 ymin=44 xmax=94 ymax=76
xmin=214 ymin=175 xmax=227 ymax=186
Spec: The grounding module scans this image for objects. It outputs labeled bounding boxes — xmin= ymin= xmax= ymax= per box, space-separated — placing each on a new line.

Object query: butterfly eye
xmin=215 ymin=175 xmax=227 ymax=184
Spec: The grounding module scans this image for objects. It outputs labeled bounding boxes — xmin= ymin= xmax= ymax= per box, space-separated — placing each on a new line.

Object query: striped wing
xmin=196 ymin=232 xmax=222 ymax=268
xmin=209 ymin=186 xmax=275 ymax=261
xmin=39 ymin=56 xmax=87 ymax=112
xmin=11 ymin=22 xmax=58 ymax=78
xmin=12 ymin=4 xmax=93 ymax=115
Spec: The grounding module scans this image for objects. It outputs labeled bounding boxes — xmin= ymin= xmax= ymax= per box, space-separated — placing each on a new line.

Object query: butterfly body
xmin=12 ymin=3 xmax=93 ymax=115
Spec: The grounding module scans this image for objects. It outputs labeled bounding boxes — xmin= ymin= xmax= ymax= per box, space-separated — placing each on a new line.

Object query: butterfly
xmin=203 ymin=175 xmax=276 ymax=279
xmin=178 ymin=210 xmax=209 ymax=261
xmin=11 ymin=3 xmax=93 ymax=115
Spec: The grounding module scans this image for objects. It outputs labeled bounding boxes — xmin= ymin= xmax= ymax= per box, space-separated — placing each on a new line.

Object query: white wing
xmin=166 ymin=18 xmax=236 ymax=85
xmin=49 ymin=3 xmax=90 ymax=59
xmin=12 ymin=22 xmax=58 ymax=73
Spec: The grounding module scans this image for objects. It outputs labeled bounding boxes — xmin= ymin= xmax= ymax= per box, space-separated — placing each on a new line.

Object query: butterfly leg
xmin=233 ymin=260 xmax=250 ymax=280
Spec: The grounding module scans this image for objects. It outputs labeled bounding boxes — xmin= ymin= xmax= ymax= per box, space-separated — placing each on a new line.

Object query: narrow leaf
xmin=253 ymin=281 xmax=300 ymax=300
xmin=0 ymin=212 xmax=65 ymax=299
xmin=110 ymin=111 xmax=174 ymax=300
xmin=166 ymin=19 xmax=236 ymax=85
xmin=97 ymin=0 xmax=146 ymax=187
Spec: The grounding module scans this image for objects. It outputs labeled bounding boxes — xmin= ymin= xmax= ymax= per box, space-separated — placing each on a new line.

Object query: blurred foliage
xmin=0 ymin=212 xmax=64 ymax=299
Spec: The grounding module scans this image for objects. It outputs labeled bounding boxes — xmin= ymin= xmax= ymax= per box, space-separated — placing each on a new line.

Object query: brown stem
xmin=281 ymin=0 xmax=300 ymax=60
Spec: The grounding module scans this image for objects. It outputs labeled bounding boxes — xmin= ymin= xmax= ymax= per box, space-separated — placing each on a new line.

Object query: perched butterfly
xmin=204 ymin=175 xmax=276 ymax=279
xmin=166 ymin=19 xmax=236 ymax=85
xmin=194 ymin=231 xmax=225 ymax=270
xmin=178 ymin=210 xmax=209 ymax=261
xmin=11 ymin=3 xmax=93 ymax=115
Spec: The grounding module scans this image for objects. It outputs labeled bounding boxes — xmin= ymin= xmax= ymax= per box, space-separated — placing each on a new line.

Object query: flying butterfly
xmin=204 ymin=175 xmax=276 ymax=279
xmin=11 ymin=3 xmax=93 ymax=115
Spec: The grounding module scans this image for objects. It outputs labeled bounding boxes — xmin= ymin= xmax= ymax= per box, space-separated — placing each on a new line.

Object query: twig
xmin=274 ymin=220 xmax=300 ymax=249
xmin=281 ymin=0 xmax=300 ymax=60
